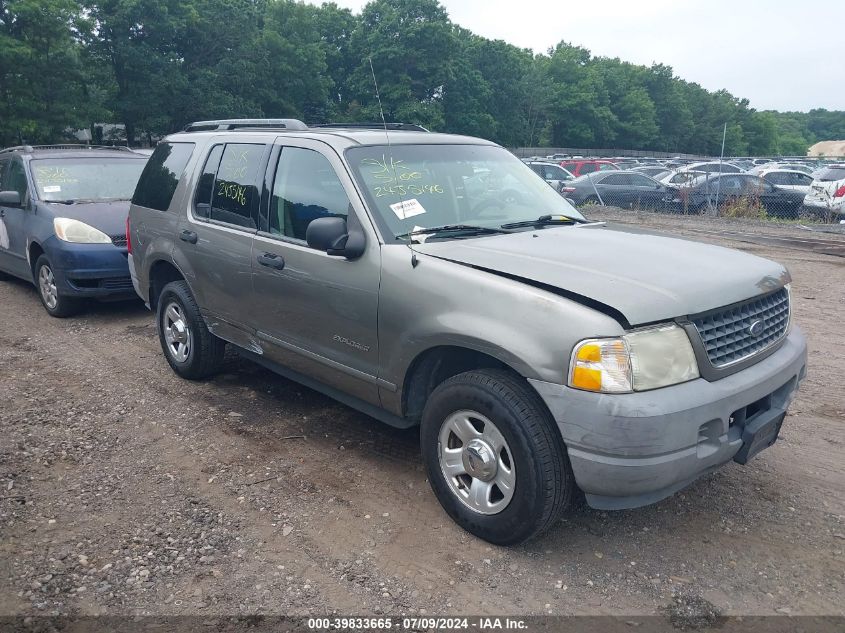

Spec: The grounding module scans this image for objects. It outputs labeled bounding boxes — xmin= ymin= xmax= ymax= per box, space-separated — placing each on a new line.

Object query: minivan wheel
xmin=420 ymin=369 xmax=573 ymax=545
xmin=34 ymin=255 xmax=83 ymax=318
xmin=156 ymin=280 xmax=225 ymax=380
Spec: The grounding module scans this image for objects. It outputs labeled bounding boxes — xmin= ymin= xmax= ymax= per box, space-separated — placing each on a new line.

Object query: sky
xmin=306 ymin=0 xmax=843 ymax=112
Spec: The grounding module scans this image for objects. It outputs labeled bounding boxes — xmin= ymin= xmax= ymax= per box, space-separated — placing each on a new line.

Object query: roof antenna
xmin=369 ymin=56 xmax=418 ymax=267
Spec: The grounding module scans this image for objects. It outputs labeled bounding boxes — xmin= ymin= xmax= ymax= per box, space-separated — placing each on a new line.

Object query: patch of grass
xmin=718 ymin=195 xmax=767 ymax=220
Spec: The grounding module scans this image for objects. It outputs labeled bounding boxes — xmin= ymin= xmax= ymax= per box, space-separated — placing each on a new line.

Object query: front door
xmin=251 ymin=139 xmax=381 ymax=406
xmin=0 ymin=158 xmax=32 ymax=277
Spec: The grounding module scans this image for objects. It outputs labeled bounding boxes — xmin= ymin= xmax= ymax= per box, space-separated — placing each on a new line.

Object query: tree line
xmin=2 ymin=0 xmax=843 ymax=155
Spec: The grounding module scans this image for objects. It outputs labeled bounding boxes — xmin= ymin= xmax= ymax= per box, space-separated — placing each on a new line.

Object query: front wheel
xmin=420 ymin=369 xmax=574 ymax=545
xmin=34 ymin=255 xmax=83 ymax=317
xmin=156 ymin=280 xmax=225 ymax=379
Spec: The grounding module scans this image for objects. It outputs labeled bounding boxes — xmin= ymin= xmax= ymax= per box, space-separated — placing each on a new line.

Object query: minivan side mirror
xmin=0 ymin=191 xmax=22 ymax=207
xmin=306 ymin=215 xmax=366 ymax=259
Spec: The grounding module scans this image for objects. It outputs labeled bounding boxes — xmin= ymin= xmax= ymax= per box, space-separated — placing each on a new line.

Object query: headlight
xmin=569 ymin=324 xmax=699 ymax=393
xmin=54 ymin=218 xmax=112 ymax=244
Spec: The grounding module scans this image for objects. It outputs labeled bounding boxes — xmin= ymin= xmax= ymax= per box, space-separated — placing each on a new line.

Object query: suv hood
xmin=39 ymin=200 xmax=130 ymax=238
xmin=414 ymin=224 xmax=789 ymax=326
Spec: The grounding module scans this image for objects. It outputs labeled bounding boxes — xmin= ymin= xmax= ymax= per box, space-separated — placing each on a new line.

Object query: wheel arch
xmin=401 ymin=344 xmax=543 ymax=424
xmin=147 ymin=259 xmax=188 ymax=311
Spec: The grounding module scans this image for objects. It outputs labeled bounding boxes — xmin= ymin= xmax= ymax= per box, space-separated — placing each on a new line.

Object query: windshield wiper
xmin=45 ymin=199 xmax=76 ymax=205
xmin=500 ymin=214 xmax=587 ymax=229
xmin=396 ymin=224 xmax=511 ymax=240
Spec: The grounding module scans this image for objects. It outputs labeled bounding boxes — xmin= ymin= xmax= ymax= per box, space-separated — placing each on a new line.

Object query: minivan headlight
xmin=568 ymin=324 xmax=699 ymax=393
xmin=54 ymin=218 xmax=112 ymax=244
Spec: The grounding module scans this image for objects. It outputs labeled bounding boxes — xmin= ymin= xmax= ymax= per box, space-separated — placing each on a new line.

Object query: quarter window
xmin=209 ymin=144 xmax=264 ymax=228
xmin=270 ymin=147 xmax=350 ymax=241
xmin=132 ymin=142 xmax=195 ymax=211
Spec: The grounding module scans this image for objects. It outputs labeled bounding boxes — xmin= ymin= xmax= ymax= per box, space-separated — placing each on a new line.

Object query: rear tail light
xmin=834 ymin=185 xmax=845 ymax=198
xmin=560 ymin=187 xmax=576 ymax=193
xmin=126 ymin=216 xmax=132 ymax=254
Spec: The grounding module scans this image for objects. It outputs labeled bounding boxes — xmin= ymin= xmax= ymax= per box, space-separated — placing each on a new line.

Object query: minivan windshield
xmin=31 ymin=157 xmax=148 ymax=202
xmin=346 ymin=144 xmax=585 ymax=240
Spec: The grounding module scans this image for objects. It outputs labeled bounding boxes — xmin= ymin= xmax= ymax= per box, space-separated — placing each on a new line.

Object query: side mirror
xmin=0 ymin=191 xmax=22 ymax=207
xmin=305 ymin=216 xmax=365 ymax=259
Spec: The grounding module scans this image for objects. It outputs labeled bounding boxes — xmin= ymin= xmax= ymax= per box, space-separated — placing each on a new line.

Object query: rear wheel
xmin=34 ymin=255 xmax=83 ymax=318
xmin=156 ymin=280 xmax=225 ymax=379
xmin=420 ymin=369 xmax=574 ymax=545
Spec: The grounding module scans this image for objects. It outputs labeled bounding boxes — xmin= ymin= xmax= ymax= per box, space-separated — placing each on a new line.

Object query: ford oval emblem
xmin=748 ymin=319 xmax=765 ymax=337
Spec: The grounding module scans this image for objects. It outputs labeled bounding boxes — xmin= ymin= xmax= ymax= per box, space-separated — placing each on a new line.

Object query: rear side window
xmin=132 ymin=142 xmax=195 ymax=211
xmin=208 ymin=144 xmax=264 ymax=229
xmin=193 ymin=145 xmax=224 ymax=219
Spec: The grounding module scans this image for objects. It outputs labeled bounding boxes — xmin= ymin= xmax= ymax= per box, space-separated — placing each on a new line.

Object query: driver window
xmin=270 ymin=147 xmax=350 ymax=241
xmin=6 ymin=159 xmax=29 ymax=200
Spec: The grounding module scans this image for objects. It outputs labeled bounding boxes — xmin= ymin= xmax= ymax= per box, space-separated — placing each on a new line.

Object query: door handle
xmin=180 ymin=230 xmax=198 ymax=244
xmin=257 ymin=253 xmax=285 ymax=270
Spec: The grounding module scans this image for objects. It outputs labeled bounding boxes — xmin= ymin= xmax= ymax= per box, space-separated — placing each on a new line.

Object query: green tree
xmin=346 ymin=0 xmax=456 ymax=129
xmin=0 ymin=0 xmax=93 ymax=144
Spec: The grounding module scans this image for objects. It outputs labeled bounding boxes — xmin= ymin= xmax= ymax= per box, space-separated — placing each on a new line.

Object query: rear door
xmin=629 ymin=173 xmax=665 ymax=208
xmin=180 ymin=141 xmax=269 ymax=328
xmin=250 ymin=138 xmax=382 ymax=406
xmin=596 ymin=173 xmax=631 ymax=206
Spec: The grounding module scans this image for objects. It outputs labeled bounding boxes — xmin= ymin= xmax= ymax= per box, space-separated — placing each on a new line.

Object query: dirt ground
xmin=1 ymin=211 xmax=843 ymax=620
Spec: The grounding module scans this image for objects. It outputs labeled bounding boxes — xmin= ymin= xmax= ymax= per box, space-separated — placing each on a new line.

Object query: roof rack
xmin=184 ymin=118 xmax=308 ymax=132
xmin=312 ymin=122 xmax=430 ymax=132
xmin=0 ymin=144 xmax=135 ymax=154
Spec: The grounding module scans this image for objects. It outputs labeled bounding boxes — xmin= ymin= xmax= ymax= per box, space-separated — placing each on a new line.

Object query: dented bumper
xmin=529 ymin=326 xmax=807 ymax=510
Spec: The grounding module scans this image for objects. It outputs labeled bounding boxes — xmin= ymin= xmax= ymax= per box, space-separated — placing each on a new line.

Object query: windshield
xmin=32 ymin=157 xmax=148 ymax=202
xmin=345 ymin=144 xmax=584 ymax=240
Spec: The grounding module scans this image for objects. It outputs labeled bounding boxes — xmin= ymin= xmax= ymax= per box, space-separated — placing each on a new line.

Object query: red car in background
xmin=559 ymin=159 xmax=620 ymax=177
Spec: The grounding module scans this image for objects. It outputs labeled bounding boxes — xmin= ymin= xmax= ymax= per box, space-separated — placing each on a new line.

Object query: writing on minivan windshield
xmin=32 ymin=158 xmax=148 ymax=202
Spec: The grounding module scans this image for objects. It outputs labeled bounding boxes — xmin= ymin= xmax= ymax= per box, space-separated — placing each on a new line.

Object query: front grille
xmin=110 ymin=234 xmax=128 ymax=247
xmin=692 ymin=288 xmax=790 ymax=367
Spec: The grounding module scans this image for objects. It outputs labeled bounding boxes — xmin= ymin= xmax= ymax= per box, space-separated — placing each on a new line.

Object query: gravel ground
xmin=1 ymin=213 xmax=843 ymax=620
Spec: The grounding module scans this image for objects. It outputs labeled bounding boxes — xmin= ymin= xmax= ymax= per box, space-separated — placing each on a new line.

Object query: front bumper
xmin=44 ymin=237 xmax=135 ymax=299
xmin=530 ymin=326 xmax=807 ymax=510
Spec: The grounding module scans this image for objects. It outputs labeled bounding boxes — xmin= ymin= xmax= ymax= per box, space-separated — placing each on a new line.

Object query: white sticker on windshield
xmin=43 ymin=185 xmax=61 ymax=193
xmin=389 ymin=198 xmax=426 ymax=220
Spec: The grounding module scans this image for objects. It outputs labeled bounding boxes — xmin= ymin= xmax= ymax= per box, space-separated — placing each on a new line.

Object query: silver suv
xmin=128 ymin=119 xmax=807 ymax=545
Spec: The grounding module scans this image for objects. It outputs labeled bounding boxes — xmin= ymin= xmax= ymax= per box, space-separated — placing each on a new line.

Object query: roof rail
xmin=0 ymin=144 xmax=135 ymax=154
xmin=0 ymin=145 xmax=34 ymax=154
xmin=312 ymin=122 xmax=430 ymax=132
xmin=184 ymin=118 xmax=308 ymax=132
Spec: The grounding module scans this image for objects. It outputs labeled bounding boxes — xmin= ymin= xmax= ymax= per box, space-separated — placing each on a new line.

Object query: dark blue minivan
xmin=0 ymin=145 xmax=148 ymax=316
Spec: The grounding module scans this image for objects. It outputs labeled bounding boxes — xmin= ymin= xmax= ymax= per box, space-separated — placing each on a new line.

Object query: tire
xmin=581 ymin=195 xmax=599 ymax=206
xmin=156 ymin=280 xmax=225 ymax=380
xmin=420 ymin=369 xmax=574 ymax=545
xmin=33 ymin=255 xmax=83 ymax=318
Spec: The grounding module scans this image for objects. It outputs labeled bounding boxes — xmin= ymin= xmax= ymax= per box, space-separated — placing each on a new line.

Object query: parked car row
xmin=0 ymin=121 xmax=808 ymax=546
xmin=520 ymin=152 xmax=844 ymax=218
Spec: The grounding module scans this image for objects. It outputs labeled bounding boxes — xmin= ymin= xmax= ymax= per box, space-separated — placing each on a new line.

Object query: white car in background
xmin=757 ymin=169 xmax=815 ymax=196
xmin=803 ymin=164 xmax=845 ymax=220
xmin=658 ymin=161 xmax=744 ymax=186
xmin=751 ymin=162 xmax=813 ymax=176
